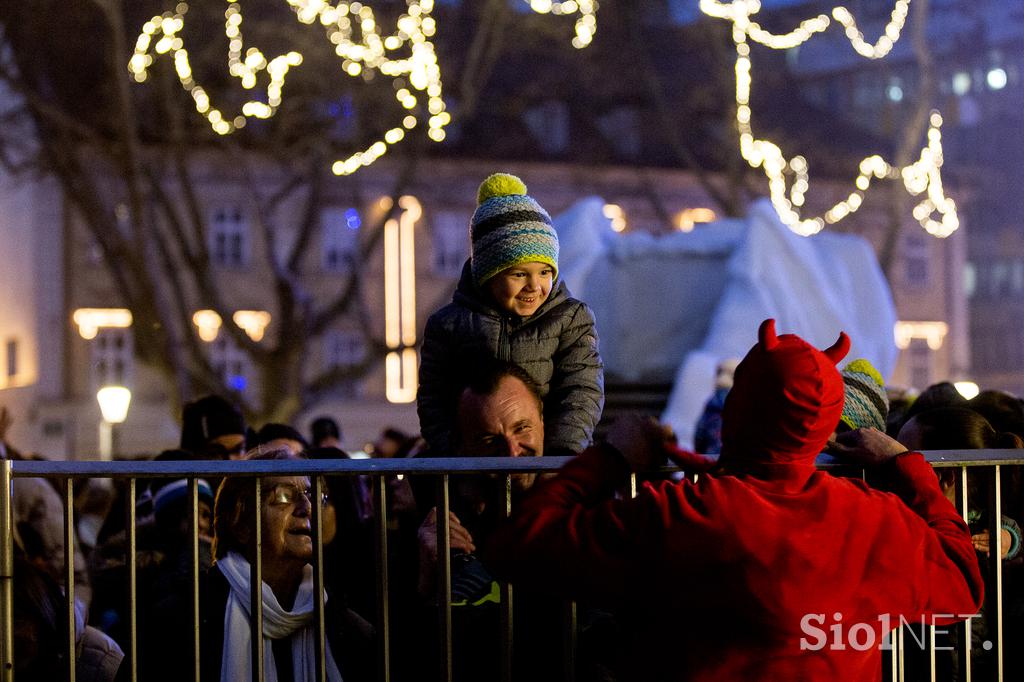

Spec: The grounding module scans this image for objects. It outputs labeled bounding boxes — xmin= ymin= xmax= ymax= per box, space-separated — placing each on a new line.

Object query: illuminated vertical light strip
xmin=699 ymin=0 xmax=959 ymax=238
xmin=386 ymin=197 xmax=421 ymax=403
xmin=384 ymin=218 xmax=401 ymax=350
xmin=399 ymin=196 xmax=421 ymax=347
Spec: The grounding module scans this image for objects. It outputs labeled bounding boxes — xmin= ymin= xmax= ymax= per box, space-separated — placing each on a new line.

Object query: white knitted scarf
xmin=217 ymin=552 xmax=343 ymax=682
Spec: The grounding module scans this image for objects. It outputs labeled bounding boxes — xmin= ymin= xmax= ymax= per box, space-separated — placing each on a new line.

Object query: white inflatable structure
xmin=553 ymin=197 xmax=898 ymax=449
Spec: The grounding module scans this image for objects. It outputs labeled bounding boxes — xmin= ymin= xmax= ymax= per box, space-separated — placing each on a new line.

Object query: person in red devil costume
xmin=484 ymin=319 xmax=983 ymax=681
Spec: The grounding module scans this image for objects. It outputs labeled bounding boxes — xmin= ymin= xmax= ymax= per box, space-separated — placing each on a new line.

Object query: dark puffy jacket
xmin=418 ymin=261 xmax=604 ymax=456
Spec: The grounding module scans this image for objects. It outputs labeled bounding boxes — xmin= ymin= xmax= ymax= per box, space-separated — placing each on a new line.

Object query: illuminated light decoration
xmin=954 ymin=381 xmax=979 ymax=400
xmin=385 ymin=196 xmax=421 ymax=403
xmin=130 ymin=1 xmax=448 ymax=176
xmin=986 ymin=67 xmax=1007 ymax=90
xmin=894 ymin=320 xmax=948 ymax=350
xmin=192 ymin=310 xmax=223 ymax=342
xmin=232 ymin=310 xmax=272 ymax=342
xmin=528 ymin=0 xmax=599 ymax=49
xmin=97 ymin=386 xmax=132 ymax=424
xmin=700 ymin=1 xmax=959 ymax=238
xmin=951 ymin=71 xmax=971 ymax=96
xmin=73 ymin=308 xmax=133 ymax=340
xmin=193 ymin=309 xmax=271 ymax=342
xmin=677 ymin=207 xmax=717 ymax=232
xmin=603 ymin=203 xmax=627 ymax=233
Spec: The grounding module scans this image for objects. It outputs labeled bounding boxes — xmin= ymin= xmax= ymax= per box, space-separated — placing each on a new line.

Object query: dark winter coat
xmin=418 ymin=261 xmax=604 ymax=456
xmin=137 ymin=565 xmax=375 ymax=681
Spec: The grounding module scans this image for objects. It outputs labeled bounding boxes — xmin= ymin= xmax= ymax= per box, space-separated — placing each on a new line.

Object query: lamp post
xmin=96 ymin=386 xmax=131 ymax=460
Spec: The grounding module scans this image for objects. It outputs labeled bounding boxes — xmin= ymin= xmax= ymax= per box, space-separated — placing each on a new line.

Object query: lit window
xmin=321 ymin=207 xmax=361 ymax=272
xmin=91 ymin=329 xmax=133 ymax=390
xmin=431 ymin=210 xmax=468 ymax=277
xmin=887 ymin=77 xmax=904 ymax=102
xmin=952 ymin=71 xmax=971 ymax=96
xmin=987 ymin=67 xmax=1008 ymax=90
xmin=209 ymin=205 xmax=250 ymax=268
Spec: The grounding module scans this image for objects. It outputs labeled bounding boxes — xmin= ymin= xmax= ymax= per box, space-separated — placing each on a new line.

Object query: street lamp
xmin=96 ymin=386 xmax=131 ymax=460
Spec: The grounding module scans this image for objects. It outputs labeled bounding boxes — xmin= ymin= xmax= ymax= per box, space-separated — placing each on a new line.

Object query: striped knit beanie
xmin=839 ymin=359 xmax=889 ymax=431
xmin=470 ymin=173 xmax=558 ymax=286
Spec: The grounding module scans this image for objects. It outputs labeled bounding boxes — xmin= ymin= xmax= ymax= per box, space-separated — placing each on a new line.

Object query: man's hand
xmin=828 ymin=427 xmax=909 ymax=466
xmin=972 ymin=528 xmax=1013 ymax=559
xmin=417 ymin=507 xmax=475 ymax=598
xmin=606 ymin=414 xmax=666 ymax=473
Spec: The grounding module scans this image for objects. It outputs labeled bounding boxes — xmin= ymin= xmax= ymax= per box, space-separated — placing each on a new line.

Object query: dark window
xmin=6 ymin=339 xmax=17 ymax=378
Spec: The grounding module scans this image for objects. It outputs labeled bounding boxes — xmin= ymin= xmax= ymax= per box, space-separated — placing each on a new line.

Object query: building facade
xmin=0 ymin=153 xmax=966 ymax=459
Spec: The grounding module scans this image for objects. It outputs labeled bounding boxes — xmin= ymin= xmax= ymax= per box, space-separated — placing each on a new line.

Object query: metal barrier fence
xmin=1 ymin=451 xmax=1022 ymax=682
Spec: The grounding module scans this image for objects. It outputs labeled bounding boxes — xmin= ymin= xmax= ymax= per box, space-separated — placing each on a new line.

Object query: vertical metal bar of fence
xmin=250 ymin=477 xmax=265 ymax=682
xmin=986 ymin=465 xmax=1003 ymax=680
xmin=1 ymin=459 xmax=13 ymax=682
xmin=562 ymin=600 xmax=577 ymax=682
xmin=499 ymin=475 xmax=513 ymax=682
xmin=958 ymin=466 xmax=972 ymax=682
xmin=125 ymin=479 xmax=138 ymax=682
xmin=188 ymin=478 xmax=201 ymax=682
xmin=436 ymin=475 xmax=452 ymax=682
xmin=374 ymin=475 xmax=391 ymax=682
xmin=311 ymin=476 xmax=327 ymax=682
xmin=928 ymin=624 xmax=936 ymax=682
xmin=896 ymin=626 xmax=905 ymax=682
xmin=64 ymin=477 xmax=76 ymax=682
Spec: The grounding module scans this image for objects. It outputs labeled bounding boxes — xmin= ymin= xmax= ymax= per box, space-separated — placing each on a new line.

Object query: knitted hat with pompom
xmin=469 ymin=172 xmax=559 ymax=286
xmin=839 ymin=358 xmax=889 ymax=431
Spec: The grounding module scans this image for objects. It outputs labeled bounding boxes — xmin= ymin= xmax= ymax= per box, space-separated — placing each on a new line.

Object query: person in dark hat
xmin=180 ymin=395 xmax=247 ymax=460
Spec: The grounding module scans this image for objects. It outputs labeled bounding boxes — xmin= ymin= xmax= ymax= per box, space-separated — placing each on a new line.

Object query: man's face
xmin=456 ymin=375 xmax=544 ymax=491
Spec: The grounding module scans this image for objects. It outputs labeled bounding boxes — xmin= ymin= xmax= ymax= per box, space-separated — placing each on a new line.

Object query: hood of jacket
xmin=719 ymin=319 xmax=850 ymax=470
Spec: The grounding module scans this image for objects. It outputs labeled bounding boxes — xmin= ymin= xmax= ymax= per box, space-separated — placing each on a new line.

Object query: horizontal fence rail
xmin=2 ymin=450 xmax=1021 ymax=682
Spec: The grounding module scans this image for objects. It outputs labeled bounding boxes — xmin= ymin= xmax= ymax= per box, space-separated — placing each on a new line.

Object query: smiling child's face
xmin=485 ymin=262 xmax=554 ymax=317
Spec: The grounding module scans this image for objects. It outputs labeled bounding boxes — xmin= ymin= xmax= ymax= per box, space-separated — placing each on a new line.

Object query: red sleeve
xmin=483 ymin=444 xmax=678 ymax=603
xmin=873 ymin=452 xmax=984 ymax=623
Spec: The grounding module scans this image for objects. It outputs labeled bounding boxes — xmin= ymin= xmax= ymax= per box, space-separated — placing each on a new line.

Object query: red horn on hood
xmin=758 ymin=319 xmax=779 ymax=350
xmin=823 ymin=331 xmax=851 ymax=365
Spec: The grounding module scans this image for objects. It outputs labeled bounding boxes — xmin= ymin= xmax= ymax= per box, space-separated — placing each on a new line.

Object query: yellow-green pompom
xmin=843 ymin=358 xmax=885 ymax=387
xmin=478 ymin=173 xmax=527 ymax=205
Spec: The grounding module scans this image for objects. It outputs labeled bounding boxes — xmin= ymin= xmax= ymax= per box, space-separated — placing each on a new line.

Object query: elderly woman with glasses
xmin=141 ymin=447 xmax=374 ymax=682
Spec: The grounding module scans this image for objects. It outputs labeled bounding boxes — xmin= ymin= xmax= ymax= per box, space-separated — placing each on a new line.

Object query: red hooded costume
xmin=485 ymin=320 xmax=983 ymax=681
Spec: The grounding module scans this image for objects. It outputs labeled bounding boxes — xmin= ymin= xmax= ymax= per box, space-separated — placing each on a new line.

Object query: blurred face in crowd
xmin=485 ymin=262 xmax=554 ymax=317
xmin=261 ymin=476 xmax=319 ymax=566
xmin=210 ymin=433 xmax=246 ymax=460
xmin=457 ymin=375 xmax=544 ymax=492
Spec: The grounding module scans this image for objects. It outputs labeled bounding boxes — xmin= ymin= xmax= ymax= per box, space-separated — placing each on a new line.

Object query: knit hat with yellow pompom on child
xmin=469 ymin=172 xmax=559 ymax=287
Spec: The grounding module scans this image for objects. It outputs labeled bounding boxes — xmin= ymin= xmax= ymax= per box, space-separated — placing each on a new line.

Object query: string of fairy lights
xmin=528 ymin=0 xmax=599 ymax=49
xmin=130 ymin=1 xmax=595 ymax=176
xmin=699 ymin=0 xmax=959 ymax=237
xmin=129 ymin=1 xmax=956 ymax=238
xmin=129 ymin=0 xmax=449 ymax=176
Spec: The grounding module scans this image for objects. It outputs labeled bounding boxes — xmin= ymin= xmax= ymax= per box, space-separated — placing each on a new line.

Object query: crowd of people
xmin=2 ymin=173 xmax=1022 ymax=681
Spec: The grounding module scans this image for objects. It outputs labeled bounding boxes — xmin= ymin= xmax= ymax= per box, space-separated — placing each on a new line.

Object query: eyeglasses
xmin=267 ymin=483 xmax=329 ymax=507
